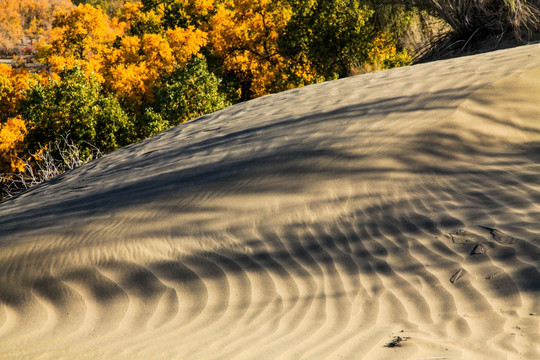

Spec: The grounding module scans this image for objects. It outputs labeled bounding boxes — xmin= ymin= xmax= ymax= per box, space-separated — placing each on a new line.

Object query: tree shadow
xmin=1 ymin=82 xmax=540 ymax=303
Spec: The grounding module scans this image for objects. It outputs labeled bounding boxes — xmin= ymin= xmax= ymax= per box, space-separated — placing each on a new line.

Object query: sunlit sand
xmin=1 ymin=43 xmax=540 ymax=360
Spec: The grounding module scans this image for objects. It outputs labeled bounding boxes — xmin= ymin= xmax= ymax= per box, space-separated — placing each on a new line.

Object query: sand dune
xmin=1 ymin=44 xmax=540 ymax=360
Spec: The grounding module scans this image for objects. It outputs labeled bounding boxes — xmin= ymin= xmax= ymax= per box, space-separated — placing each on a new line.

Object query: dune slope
xmin=1 ymin=44 xmax=540 ymax=360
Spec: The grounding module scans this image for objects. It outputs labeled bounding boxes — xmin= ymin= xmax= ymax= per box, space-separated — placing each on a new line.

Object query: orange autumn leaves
xmin=102 ymin=28 xmax=206 ymax=105
xmin=39 ymin=0 xmax=320 ymax=104
xmin=0 ymin=65 xmax=32 ymax=172
xmin=209 ymin=0 xmax=316 ymax=97
xmin=3 ymin=0 xmax=413 ymax=102
xmin=43 ymin=3 xmax=207 ymax=106
xmin=0 ymin=116 xmax=27 ymax=173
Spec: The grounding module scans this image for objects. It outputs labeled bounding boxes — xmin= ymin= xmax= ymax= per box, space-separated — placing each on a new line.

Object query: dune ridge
xmin=1 ymin=44 xmax=540 ymax=359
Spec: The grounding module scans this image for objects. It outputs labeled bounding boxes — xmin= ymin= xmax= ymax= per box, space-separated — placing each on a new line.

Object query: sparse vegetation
xmin=0 ymin=134 xmax=101 ymax=199
xmin=408 ymin=0 xmax=540 ymax=58
xmin=417 ymin=0 xmax=540 ymax=39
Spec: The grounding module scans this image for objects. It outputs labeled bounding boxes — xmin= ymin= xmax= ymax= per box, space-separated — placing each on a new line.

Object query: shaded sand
xmin=1 ymin=44 xmax=540 ymax=360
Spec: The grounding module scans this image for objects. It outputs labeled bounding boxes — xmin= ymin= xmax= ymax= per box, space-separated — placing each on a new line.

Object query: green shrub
xmin=20 ymin=65 xmax=133 ymax=158
xmin=151 ymin=57 xmax=230 ymax=126
xmin=279 ymin=0 xmax=413 ymax=79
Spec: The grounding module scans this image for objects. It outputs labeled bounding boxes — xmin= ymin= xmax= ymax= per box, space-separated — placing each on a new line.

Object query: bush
xmin=151 ymin=57 xmax=230 ymax=126
xmin=280 ymin=0 xmax=412 ymax=79
xmin=20 ymin=65 xmax=133 ymax=158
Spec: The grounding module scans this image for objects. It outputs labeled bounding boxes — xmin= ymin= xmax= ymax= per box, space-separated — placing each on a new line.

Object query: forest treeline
xmin=1 ymin=0 xmax=539 ymax=199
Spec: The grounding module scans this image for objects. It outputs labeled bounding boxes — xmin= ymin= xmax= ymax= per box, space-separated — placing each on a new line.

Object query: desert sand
xmin=1 ymin=43 xmax=540 ymax=360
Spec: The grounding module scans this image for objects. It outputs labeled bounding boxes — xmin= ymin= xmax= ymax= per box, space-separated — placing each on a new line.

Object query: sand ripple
xmin=1 ymin=44 xmax=540 ymax=359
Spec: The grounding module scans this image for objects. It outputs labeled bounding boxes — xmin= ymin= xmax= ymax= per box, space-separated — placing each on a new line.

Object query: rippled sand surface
xmin=1 ymin=44 xmax=540 ymax=360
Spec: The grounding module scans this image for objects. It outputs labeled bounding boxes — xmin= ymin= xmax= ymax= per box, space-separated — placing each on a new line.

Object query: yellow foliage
xmin=0 ymin=116 xmax=27 ymax=172
xmin=107 ymin=63 xmax=150 ymax=104
xmin=366 ymin=32 xmax=412 ymax=72
xmin=181 ymin=0 xmax=215 ymax=16
xmin=96 ymin=2 xmax=209 ymax=107
xmin=100 ymin=27 xmax=206 ymax=105
xmin=167 ymin=26 xmax=207 ymax=66
xmin=0 ymin=64 xmax=34 ymax=119
xmin=46 ymin=54 xmax=78 ymax=71
xmin=209 ymin=0 xmax=316 ymax=98
xmin=32 ymin=0 xmax=411 ymax=113
xmin=116 ymin=1 xmax=165 ymax=39
xmin=34 ymin=2 xmax=211 ymax=108
xmin=0 ymin=117 xmax=26 ymax=153
xmin=49 ymin=4 xmax=116 ymax=61
xmin=112 ymin=36 xmax=141 ymax=64
xmin=141 ymin=33 xmax=175 ymax=73
xmin=42 ymin=4 xmax=120 ymax=82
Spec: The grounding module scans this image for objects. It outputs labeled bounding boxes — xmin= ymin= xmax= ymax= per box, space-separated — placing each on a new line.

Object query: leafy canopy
xmin=20 ymin=65 xmax=132 ymax=157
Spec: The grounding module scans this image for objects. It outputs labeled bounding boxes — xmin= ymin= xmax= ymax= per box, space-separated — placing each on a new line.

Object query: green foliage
xmin=282 ymin=0 xmax=373 ymax=78
xmin=362 ymin=1 xmax=416 ymax=36
xmin=152 ymin=57 xmax=230 ymax=126
xmin=135 ymin=107 xmax=171 ymax=139
xmin=128 ymin=57 xmax=230 ymax=140
xmin=280 ymin=0 xmax=408 ymax=79
xmin=20 ymin=66 xmax=133 ymax=158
